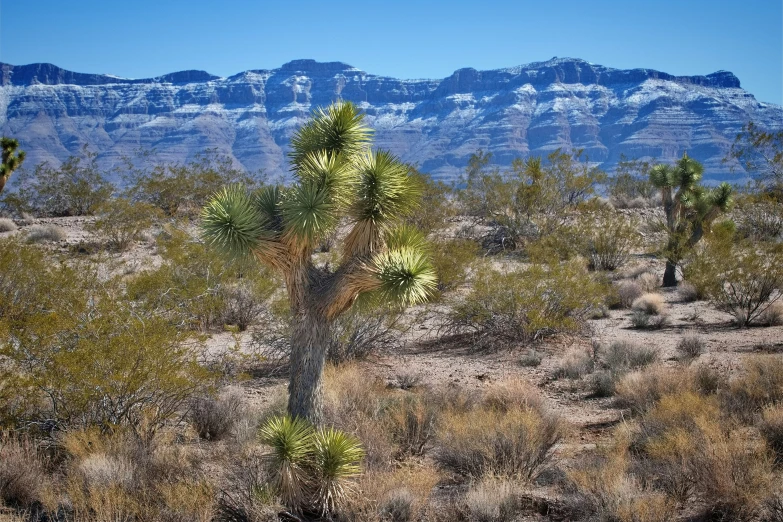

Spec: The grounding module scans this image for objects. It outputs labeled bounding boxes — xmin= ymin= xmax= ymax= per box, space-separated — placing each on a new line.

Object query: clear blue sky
xmin=1 ymin=0 xmax=781 ymax=104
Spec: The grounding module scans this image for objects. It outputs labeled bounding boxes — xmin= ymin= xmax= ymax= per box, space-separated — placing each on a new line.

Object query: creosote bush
xmin=0 ymin=238 xmax=217 ymax=433
xmin=87 ymin=198 xmax=162 ymax=250
xmin=685 ymin=231 xmax=783 ymax=326
xmin=447 ymin=259 xmax=609 ymax=347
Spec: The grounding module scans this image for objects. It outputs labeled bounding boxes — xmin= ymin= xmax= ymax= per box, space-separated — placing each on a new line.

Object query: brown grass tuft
xmin=631 ymin=293 xmax=666 ymax=315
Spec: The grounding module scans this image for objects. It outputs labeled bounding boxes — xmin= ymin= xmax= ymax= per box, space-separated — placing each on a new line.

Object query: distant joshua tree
xmin=0 ymin=137 xmax=26 ymax=195
xmin=201 ymin=102 xmax=437 ymax=425
xmin=650 ymin=153 xmax=733 ymax=287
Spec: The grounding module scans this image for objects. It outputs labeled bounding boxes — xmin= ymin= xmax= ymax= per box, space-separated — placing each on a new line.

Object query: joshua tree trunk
xmin=288 ymin=310 xmax=331 ymax=425
xmin=662 ymin=260 xmax=678 ymax=287
xmin=0 ymin=176 xmax=6 ymax=195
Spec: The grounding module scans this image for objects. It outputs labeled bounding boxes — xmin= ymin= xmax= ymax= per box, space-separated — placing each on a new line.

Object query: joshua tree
xmin=201 ymin=102 xmax=436 ymax=424
xmin=0 ymin=137 xmax=26 ymax=195
xmin=650 ymin=153 xmax=733 ymax=287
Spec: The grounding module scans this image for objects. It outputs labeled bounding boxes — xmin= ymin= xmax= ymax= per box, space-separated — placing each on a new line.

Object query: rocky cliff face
xmin=1 ymin=57 xmax=780 ymax=183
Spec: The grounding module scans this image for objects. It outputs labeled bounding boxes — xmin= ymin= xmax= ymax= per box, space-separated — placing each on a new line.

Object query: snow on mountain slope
xmin=1 ymin=57 xmax=780 ymax=182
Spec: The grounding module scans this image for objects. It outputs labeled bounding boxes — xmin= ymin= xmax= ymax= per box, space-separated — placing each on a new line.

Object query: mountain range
xmin=1 ymin=57 xmax=780 ymax=183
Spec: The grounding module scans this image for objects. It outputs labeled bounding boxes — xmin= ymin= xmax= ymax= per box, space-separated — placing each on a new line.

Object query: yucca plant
xmin=202 ymin=102 xmax=437 ymax=424
xmin=258 ymin=415 xmax=315 ymax=510
xmin=0 ymin=137 xmax=26 ymax=195
xmin=312 ymin=427 xmax=364 ymax=515
xmin=649 ymin=153 xmax=733 ymax=286
xmin=259 ymin=416 xmax=364 ymax=515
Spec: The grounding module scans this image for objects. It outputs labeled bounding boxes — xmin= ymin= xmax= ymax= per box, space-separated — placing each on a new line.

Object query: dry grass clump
xmin=632 ymin=393 xmax=774 ymax=520
xmin=344 ymin=466 xmax=440 ymax=522
xmin=518 ymin=348 xmax=544 ymax=367
xmin=677 ymin=281 xmax=699 ymax=303
xmin=189 ymin=392 xmax=243 ymax=441
xmin=24 ymin=223 xmax=66 ymax=243
xmin=482 ymin=378 xmax=545 ymax=414
xmin=59 ymin=427 xmax=215 ymax=522
xmin=759 ymin=404 xmax=783 ymax=465
xmin=760 ymin=301 xmax=783 ymax=327
xmin=435 ymin=384 xmax=563 ymax=481
xmin=631 ymin=293 xmax=666 ymax=315
xmin=0 ymin=435 xmax=48 ymax=509
xmin=635 ymin=271 xmax=659 ymax=293
xmin=617 ymin=280 xmax=643 ymax=309
xmin=462 ymin=477 xmax=521 ymax=522
xmin=0 ymin=217 xmax=18 ymax=232
xmin=555 ymin=347 xmax=595 ymax=379
xmin=723 ymin=355 xmax=783 ymax=422
xmin=385 ymin=393 xmax=440 ymax=458
xmin=630 ymin=310 xmax=669 ymax=330
xmin=614 ymin=366 xmax=695 ymax=414
xmin=602 ymin=341 xmax=659 ymax=372
xmin=675 ymin=333 xmax=705 ymax=361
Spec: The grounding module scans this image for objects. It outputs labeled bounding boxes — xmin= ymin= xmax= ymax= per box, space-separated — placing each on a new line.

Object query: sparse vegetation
xmin=0 ymin=217 xmax=17 ymax=232
xmin=676 ymin=333 xmax=705 ymax=361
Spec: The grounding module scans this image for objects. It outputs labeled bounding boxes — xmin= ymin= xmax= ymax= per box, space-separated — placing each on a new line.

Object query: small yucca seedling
xmin=312 ymin=427 xmax=365 ymax=515
xmin=259 ymin=415 xmax=314 ymax=511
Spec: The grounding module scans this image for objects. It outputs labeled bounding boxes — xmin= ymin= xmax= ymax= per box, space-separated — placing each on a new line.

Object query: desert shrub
xmin=607 ymin=156 xmax=657 ymax=203
xmin=685 ymin=233 xmax=783 ymax=326
xmin=677 ymin=281 xmax=699 ymax=302
xmin=482 ymin=378 xmax=545 ymax=414
xmin=430 ymin=238 xmax=480 ymax=293
xmin=62 ymin=428 xmax=215 ymax=522
xmin=2 ymin=149 xmax=115 ymax=216
xmin=631 ymin=293 xmax=666 ymax=315
xmin=405 ymin=168 xmax=454 ymax=232
xmin=760 ymin=301 xmax=783 ymax=326
xmin=127 ymin=228 xmax=277 ymax=332
xmin=189 ymin=392 xmax=243 ymax=441
xmin=723 ymin=355 xmax=783 ymax=422
xmin=630 ymin=311 xmax=668 ymax=330
xmin=569 ymin=447 xmax=676 ymax=522
xmin=635 ymin=271 xmax=659 ymax=293
xmin=0 ymin=240 xmax=216 ymax=433
xmin=602 ymin=341 xmax=659 ymax=372
xmin=555 ymin=348 xmax=595 ymax=379
xmin=578 ymin=210 xmax=641 ymax=271
xmin=632 ymin=392 xmax=774 ymax=519
xmin=328 ymin=305 xmax=407 ymax=364
xmin=0 ymin=217 xmax=17 ymax=232
xmin=447 ymin=260 xmax=608 ymax=347
xmin=385 ymin=393 xmax=440 ymax=458
xmin=458 ymin=149 xmax=605 ymax=251
xmin=617 ymin=280 xmax=643 ymax=308
xmin=435 ymin=402 xmax=562 ymax=481
xmin=24 ymin=223 xmax=66 ymax=243
xmin=735 ymin=197 xmax=783 ymax=241
xmin=760 ymin=404 xmax=783 ymax=465
xmin=87 ymin=198 xmax=162 ymax=250
xmin=0 ymin=435 xmax=48 ymax=509
xmin=345 ymin=466 xmax=440 ymax=522
xmin=518 ymin=348 xmax=544 ymax=367
xmin=124 ymin=150 xmax=258 ymax=216
xmin=676 ymin=333 xmax=705 ymax=361
xmin=463 ymin=478 xmax=521 ymax=522
xmin=614 ymin=366 xmax=695 ymax=414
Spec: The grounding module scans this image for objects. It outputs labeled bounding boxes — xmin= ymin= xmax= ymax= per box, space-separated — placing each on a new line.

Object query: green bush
xmin=577 ymin=210 xmax=641 ymax=271
xmin=0 ymin=239 xmax=216 ymax=433
xmin=126 ymin=228 xmax=277 ymax=332
xmin=1 ymin=148 xmax=115 ymax=216
xmin=87 ymin=198 xmax=162 ymax=250
xmin=684 ymin=232 xmax=783 ymax=326
xmin=447 ymin=259 xmax=609 ymax=347
xmin=124 ymin=150 xmax=259 ymax=216
xmin=430 ymin=238 xmax=480 ymax=293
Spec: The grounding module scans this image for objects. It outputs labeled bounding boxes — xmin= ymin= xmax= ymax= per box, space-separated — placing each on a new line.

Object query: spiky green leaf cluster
xmin=258 ymin=415 xmax=365 ymax=514
xmin=372 ymin=248 xmax=438 ymax=306
xmin=289 ymin=101 xmax=372 ymax=168
xmin=200 ymin=184 xmax=265 ymax=258
xmin=313 ymin=427 xmax=364 ymax=514
xmin=351 ymin=150 xmax=422 ymax=224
